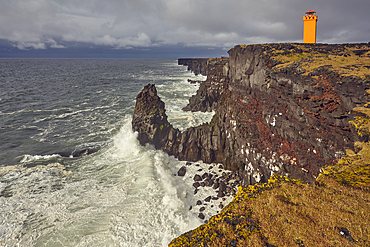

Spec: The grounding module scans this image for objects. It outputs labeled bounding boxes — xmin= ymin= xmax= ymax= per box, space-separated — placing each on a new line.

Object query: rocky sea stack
xmin=133 ymin=43 xmax=370 ymax=246
xmin=132 ymin=83 xmax=179 ymax=152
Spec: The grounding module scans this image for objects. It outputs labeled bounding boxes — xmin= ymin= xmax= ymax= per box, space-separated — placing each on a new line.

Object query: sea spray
xmin=0 ymin=58 xmax=230 ymax=246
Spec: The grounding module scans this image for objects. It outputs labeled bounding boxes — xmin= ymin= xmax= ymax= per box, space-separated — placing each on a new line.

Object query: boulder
xmin=194 ymin=174 xmax=202 ymax=181
xmin=178 ymin=166 xmax=186 ymax=176
xmin=198 ymin=213 xmax=205 ymax=220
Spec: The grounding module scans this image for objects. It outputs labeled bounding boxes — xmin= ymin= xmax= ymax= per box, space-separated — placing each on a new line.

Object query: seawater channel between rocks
xmin=0 ymin=58 xmax=222 ymax=246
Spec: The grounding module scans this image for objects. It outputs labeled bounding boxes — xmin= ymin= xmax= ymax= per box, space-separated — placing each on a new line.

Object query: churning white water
xmin=0 ymin=58 xmax=231 ymax=246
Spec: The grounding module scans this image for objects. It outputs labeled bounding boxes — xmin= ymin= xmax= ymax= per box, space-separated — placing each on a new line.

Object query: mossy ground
xmin=169 ymin=169 xmax=370 ymax=246
xmin=265 ymin=43 xmax=370 ymax=79
xmin=349 ymin=106 xmax=370 ymax=139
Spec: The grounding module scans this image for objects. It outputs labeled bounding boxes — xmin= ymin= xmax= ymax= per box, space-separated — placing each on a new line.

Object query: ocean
xmin=0 ymin=58 xmax=232 ymax=246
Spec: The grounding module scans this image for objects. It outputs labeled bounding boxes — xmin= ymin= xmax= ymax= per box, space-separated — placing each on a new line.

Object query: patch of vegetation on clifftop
xmin=263 ymin=43 xmax=370 ymax=80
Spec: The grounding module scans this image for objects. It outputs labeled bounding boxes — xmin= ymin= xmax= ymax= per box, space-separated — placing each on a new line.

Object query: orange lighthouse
xmin=303 ymin=10 xmax=318 ymax=43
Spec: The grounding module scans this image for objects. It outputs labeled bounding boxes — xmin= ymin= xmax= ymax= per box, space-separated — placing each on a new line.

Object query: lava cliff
xmin=178 ymin=58 xmax=208 ymax=75
xmin=133 ymin=43 xmax=370 ymax=186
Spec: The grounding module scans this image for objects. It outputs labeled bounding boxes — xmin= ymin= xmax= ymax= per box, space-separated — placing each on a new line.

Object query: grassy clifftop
xmin=265 ymin=43 xmax=370 ymax=80
xmin=169 ymin=44 xmax=370 ymax=246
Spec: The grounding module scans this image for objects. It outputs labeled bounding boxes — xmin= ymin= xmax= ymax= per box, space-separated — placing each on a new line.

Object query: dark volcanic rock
xmin=230 ymin=240 xmax=238 ymax=247
xmin=177 ymin=166 xmax=186 ymax=176
xmin=193 ymin=174 xmax=202 ymax=181
xmin=132 ymin=83 xmax=226 ymax=164
xmin=204 ymin=179 xmax=213 ymax=187
xmin=187 ymin=79 xmax=203 ymax=84
xmin=207 ymin=179 xmax=214 ymax=187
xmin=58 ymin=146 xmax=100 ymax=158
xmin=198 ymin=213 xmax=205 ymax=220
xmin=266 ymin=243 xmax=277 ymax=247
xmin=182 ymin=59 xmax=228 ymax=112
xmin=336 ymin=227 xmax=355 ymax=242
xmin=217 ymin=190 xmax=225 ymax=198
xmin=133 ymin=43 xmax=370 ymax=187
xmin=178 ymin=58 xmax=208 ymax=76
xmin=213 ymin=182 xmax=219 ymax=190
xmin=218 ymin=182 xmax=227 ymax=193
xmin=193 ymin=182 xmax=200 ymax=188
xmin=132 ymin=83 xmax=181 ymax=154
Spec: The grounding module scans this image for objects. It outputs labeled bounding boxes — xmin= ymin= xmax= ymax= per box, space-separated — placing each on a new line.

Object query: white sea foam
xmin=19 ymin=154 xmax=61 ymax=163
xmin=0 ymin=59 xmax=226 ymax=246
xmin=157 ymin=74 xmax=213 ymax=131
xmin=1 ymin=119 xmax=232 ymax=247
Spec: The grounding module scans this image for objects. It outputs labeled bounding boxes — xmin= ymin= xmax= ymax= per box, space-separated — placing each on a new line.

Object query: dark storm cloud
xmin=0 ymin=0 xmax=369 ymax=54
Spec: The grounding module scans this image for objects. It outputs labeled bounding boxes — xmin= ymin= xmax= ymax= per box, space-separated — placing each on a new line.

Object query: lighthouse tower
xmin=303 ymin=10 xmax=318 ymax=43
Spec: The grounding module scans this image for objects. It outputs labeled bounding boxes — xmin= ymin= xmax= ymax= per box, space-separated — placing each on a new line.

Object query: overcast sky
xmin=0 ymin=0 xmax=369 ymax=57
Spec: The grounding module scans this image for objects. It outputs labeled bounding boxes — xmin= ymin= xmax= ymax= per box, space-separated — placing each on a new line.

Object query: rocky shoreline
xmin=175 ymin=161 xmax=242 ymax=221
xmin=131 ymin=82 xmax=244 ymax=220
xmin=133 ymin=43 xmax=370 ymax=188
xmin=132 ymin=43 xmax=370 ymax=229
xmin=178 ymin=58 xmax=208 ymax=75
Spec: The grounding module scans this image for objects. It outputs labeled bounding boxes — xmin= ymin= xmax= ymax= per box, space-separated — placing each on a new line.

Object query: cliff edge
xmin=133 ymin=43 xmax=370 ymax=185
xmin=132 ymin=43 xmax=370 ymax=245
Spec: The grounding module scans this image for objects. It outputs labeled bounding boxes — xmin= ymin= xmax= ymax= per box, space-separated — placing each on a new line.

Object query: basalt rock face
xmin=132 ymin=84 xmax=180 ymax=154
xmin=132 ymin=83 xmax=224 ymax=163
xmin=133 ymin=43 xmax=370 ymax=185
xmin=224 ymin=44 xmax=370 ymax=184
xmin=178 ymin=58 xmax=208 ymax=75
xmin=183 ymin=58 xmax=229 ymax=112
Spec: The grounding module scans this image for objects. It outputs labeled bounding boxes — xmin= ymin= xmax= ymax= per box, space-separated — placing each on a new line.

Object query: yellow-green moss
xmin=265 ymin=43 xmax=370 ymax=79
xmin=321 ymin=102 xmax=370 ymax=190
xmin=349 ymin=115 xmax=370 ymax=138
xmin=231 ymin=43 xmax=370 ymax=79
xmin=318 ymin=144 xmax=370 ymax=190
